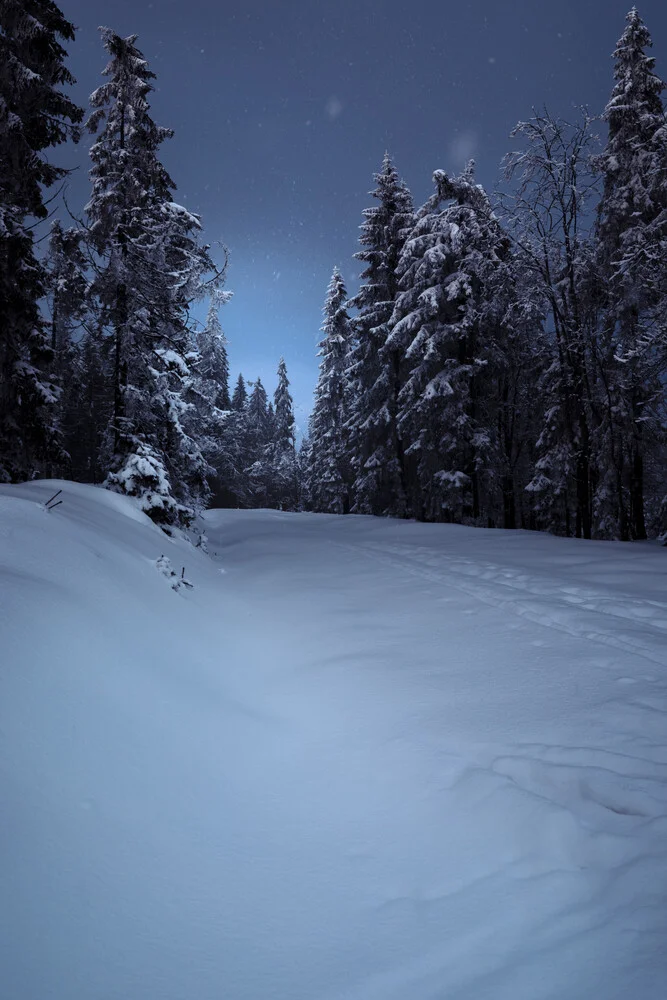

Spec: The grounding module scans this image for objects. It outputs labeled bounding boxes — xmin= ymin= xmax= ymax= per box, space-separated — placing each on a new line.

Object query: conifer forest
xmin=2 ymin=2 xmax=667 ymax=542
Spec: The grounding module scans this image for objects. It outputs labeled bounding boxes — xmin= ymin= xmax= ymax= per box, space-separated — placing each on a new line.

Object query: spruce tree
xmin=389 ymin=164 xmax=512 ymax=523
xmin=297 ymin=433 xmax=314 ymax=511
xmin=0 ymin=0 xmax=82 ymax=481
xmin=595 ymin=7 xmax=667 ymax=539
xmin=307 ymin=268 xmax=354 ymax=514
xmin=198 ymin=291 xmax=232 ymax=412
xmin=184 ymin=290 xmax=234 ymax=506
xmin=245 ymin=377 xmax=273 ymax=505
xmin=85 ymin=29 xmax=217 ymax=526
xmin=346 ymin=153 xmax=414 ymax=516
xmin=244 ymin=377 xmax=270 ymax=461
xmin=231 ymin=372 xmax=248 ymax=410
xmin=211 ymin=371 xmax=249 ymax=506
xmin=274 ymin=358 xmax=296 ymax=453
xmin=270 ymin=357 xmax=298 ymax=509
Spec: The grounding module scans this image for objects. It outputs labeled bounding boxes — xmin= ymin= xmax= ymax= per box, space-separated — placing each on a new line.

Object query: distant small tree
xmin=245 ymin=377 xmax=273 ymax=506
xmin=307 ymin=268 xmax=354 ymax=514
xmin=198 ymin=291 xmax=232 ymax=412
xmin=268 ymin=357 xmax=298 ymax=508
xmin=231 ymin=372 xmax=248 ymax=410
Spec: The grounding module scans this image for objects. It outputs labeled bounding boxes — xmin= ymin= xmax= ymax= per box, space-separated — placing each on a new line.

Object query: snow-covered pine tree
xmin=266 ymin=401 xmax=277 ymax=443
xmin=206 ymin=369 xmax=249 ymax=506
xmin=307 ymin=268 xmax=354 ymax=514
xmin=297 ymin=432 xmax=314 ymax=511
xmin=197 ymin=290 xmax=232 ymax=412
xmin=346 ymin=153 xmax=414 ymax=516
xmin=244 ymin=377 xmax=273 ymax=506
xmin=245 ymin=377 xmax=270 ymax=451
xmin=387 ymin=163 xmax=512 ymax=523
xmin=85 ymin=28 xmax=218 ymax=527
xmin=231 ymin=372 xmax=248 ymax=410
xmin=594 ymin=7 xmax=667 ymax=539
xmin=186 ymin=289 xmax=235 ymax=506
xmin=274 ymin=358 xmax=296 ymax=453
xmin=269 ymin=357 xmax=298 ymax=509
xmin=0 ymin=0 xmax=82 ymax=481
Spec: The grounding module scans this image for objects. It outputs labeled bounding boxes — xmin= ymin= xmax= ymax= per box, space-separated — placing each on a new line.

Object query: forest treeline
xmin=2 ymin=3 xmax=666 ymax=539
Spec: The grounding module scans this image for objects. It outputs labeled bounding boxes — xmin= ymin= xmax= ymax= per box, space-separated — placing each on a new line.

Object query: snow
xmin=1 ymin=479 xmax=667 ymax=1000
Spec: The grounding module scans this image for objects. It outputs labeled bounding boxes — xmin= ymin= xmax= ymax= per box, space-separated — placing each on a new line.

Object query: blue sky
xmin=57 ymin=0 xmax=667 ymax=432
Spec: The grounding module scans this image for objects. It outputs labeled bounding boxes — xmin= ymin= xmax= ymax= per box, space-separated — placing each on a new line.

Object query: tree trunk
xmin=112 ymin=282 xmax=128 ymax=455
xmin=630 ymin=446 xmax=647 ymax=540
xmin=390 ymin=349 xmax=409 ymax=516
xmin=502 ymin=474 xmax=516 ymax=530
xmin=575 ymin=452 xmax=591 ymax=539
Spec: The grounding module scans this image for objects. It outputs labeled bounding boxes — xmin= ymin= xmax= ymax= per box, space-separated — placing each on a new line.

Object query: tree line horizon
xmin=2 ymin=3 xmax=666 ymax=540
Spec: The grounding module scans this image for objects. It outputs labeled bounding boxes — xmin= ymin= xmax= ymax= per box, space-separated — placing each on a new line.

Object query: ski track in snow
xmin=1 ymin=486 xmax=667 ymax=1000
xmin=333 ymin=538 xmax=667 ymax=667
xmin=203 ymin=511 xmax=667 ymax=998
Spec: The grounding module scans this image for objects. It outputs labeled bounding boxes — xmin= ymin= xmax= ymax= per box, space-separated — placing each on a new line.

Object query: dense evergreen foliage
xmin=305 ymin=268 xmax=354 ymax=514
xmin=0 ymin=0 xmax=82 ymax=481
xmin=345 ymin=153 xmax=414 ymax=516
xmin=302 ymin=9 xmax=667 ymax=541
xmin=1 ymin=5 xmax=665 ymax=540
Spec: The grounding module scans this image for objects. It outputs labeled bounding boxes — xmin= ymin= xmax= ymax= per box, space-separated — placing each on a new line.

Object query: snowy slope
xmin=1 ymin=481 xmax=667 ymax=1000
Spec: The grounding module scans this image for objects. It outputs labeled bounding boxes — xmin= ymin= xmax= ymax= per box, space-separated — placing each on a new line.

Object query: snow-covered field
xmin=1 ymin=480 xmax=667 ymax=1000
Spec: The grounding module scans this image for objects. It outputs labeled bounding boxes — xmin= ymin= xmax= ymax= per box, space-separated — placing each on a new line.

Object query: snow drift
xmin=1 ymin=480 xmax=666 ymax=999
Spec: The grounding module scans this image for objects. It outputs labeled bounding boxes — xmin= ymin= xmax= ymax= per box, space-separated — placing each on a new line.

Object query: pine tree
xmin=270 ymin=357 xmax=298 ymax=509
xmin=198 ymin=290 xmax=232 ymax=411
xmin=297 ymin=433 xmax=314 ymax=511
xmin=184 ymin=288 xmax=234 ymax=505
xmin=246 ymin=377 xmax=269 ymax=446
xmin=274 ymin=358 xmax=296 ymax=453
xmin=388 ymin=164 xmax=514 ymax=523
xmin=0 ymin=0 xmax=82 ymax=481
xmin=594 ymin=7 xmax=667 ymax=539
xmin=210 ymin=370 xmax=249 ymax=506
xmin=85 ymin=29 xmax=217 ymax=526
xmin=231 ymin=372 xmax=248 ymax=410
xmin=245 ymin=377 xmax=273 ymax=506
xmin=346 ymin=153 xmax=414 ymax=515
xmin=597 ymin=8 xmax=666 ymax=258
xmin=307 ymin=268 xmax=354 ymax=514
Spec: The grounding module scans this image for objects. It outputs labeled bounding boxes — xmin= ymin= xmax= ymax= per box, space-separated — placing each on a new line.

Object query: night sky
xmin=58 ymin=0 xmax=667 ymax=430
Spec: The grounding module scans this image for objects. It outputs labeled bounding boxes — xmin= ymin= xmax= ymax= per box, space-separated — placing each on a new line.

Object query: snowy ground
xmin=1 ymin=480 xmax=667 ymax=1000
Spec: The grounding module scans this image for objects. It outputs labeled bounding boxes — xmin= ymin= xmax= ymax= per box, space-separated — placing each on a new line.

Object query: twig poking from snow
xmin=155 ymin=555 xmax=194 ymax=592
